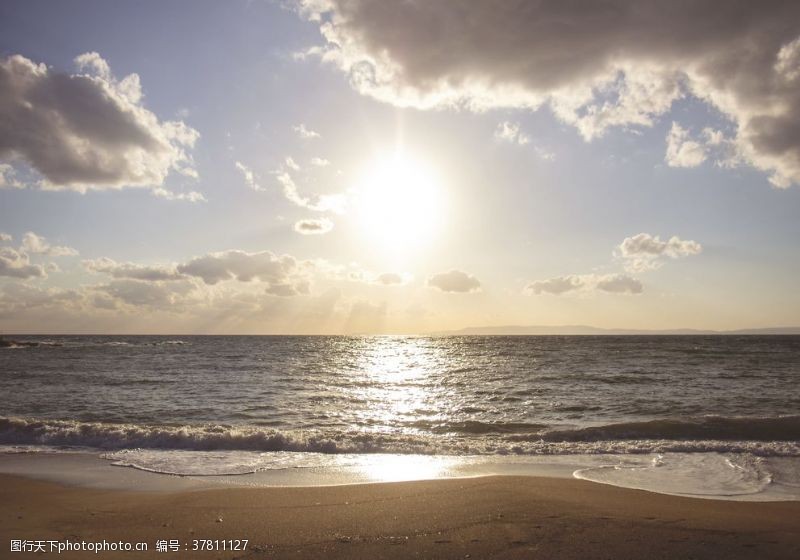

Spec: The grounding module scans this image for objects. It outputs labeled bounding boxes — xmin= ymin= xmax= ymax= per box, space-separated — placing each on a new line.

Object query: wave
xmin=1 ymin=416 xmax=798 ymax=457
xmin=537 ymin=415 xmax=800 ymax=442
xmin=0 ymin=340 xmax=62 ymax=349
xmin=407 ymin=420 xmax=549 ymax=434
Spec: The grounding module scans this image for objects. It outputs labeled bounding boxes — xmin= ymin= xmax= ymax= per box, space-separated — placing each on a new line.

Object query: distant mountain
xmin=430 ymin=325 xmax=800 ymax=336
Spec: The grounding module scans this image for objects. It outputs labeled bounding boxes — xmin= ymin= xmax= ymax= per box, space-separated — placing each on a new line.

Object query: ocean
xmin=1 ymin=335 xmax=799 ymax=498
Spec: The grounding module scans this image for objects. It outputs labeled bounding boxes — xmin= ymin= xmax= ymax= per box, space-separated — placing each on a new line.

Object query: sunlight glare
xmin=355 ymin=153 xmax=444 ymax=251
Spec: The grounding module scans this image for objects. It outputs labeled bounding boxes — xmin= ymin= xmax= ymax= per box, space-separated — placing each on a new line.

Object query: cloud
xmin=318 ymin=261 xmax=411 ymax=286
xmin=595 ymin=273 xmax=644 ymax=294
xmin=20 ymin=232 xmax=79 ymax=256
xmin=0 ymin=164 xmax=23 ymax=188
xmin=0 ymin=283 xmax=82 ymax=314
xmin=494 ymin=121 xmax=530 ymax=145
xmin=150 ymin=187 xmax=206 ymax=203
xmin=294 ymin=218 xmax=334 ymax=235
xmin=93 ymin=278 xmax=196 ymax=309
xmin=617 ymin=232 xmax=702 ymax=272
xmin=664 ymin=124 xmax=743 ymax=170
xmin=83 ymin=249 xmax=319 ymax=302
xmin=619 ymin=233 xmax=702 ymax=258
xmin=427 ymin=269 xmax=481 ymax=293
xmin=0 ymin=53 xmax=199 ymax=194
xmin=274 ymin=163 xmax=348 ymax=213
xmin=285 ymin=156 xmax=301 ymax=171
xmin=177 ymin=249 xmax=311 ymax=295
xmin=83 ymin=257 xmax=184 ymax=281
xmin=310 ymin=157 xmax=330 ymax=167
xmin=526 ymin=273 xmax=642 ymax=295
xmin=0 ymin=247 xmax=46 ymax=279
xmin=301 ymin=1 xmax=800 ymax=187
xmin=0 ymin=232 xmax=11 ymax=242
xmin=376 ymin=272 xmax=404 ymax=285
xmin=665 ymin=122 xmax=707 ymax=168
xmin=235 ymin=161 xmax=264 ymax=191
xmin=293 ymin=123 xmax=321 ymax=139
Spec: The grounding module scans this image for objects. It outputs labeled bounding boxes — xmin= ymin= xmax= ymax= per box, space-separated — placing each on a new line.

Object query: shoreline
xmin=2 ymin=472 xmax=799 ymax=559
xmin=3 ymin=450 xmax=799 ymax=502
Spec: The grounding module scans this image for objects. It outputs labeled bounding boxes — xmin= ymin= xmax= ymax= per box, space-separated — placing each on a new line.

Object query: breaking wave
xmin=1 ymin=415 xmax=798 ymax=457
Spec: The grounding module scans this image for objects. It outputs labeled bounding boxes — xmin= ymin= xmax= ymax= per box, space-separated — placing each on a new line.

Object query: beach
xmin=2 ymin=335 xmax=798 ymax=557
xmin=2 ymin=473 xmax=799 ymax=559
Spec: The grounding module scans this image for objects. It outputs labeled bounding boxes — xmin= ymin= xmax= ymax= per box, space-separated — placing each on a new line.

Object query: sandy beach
xmin=2 ymin=473 xmax=798 ymax=559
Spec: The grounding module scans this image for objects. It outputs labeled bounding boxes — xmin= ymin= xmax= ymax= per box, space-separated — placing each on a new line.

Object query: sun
xmin=355 ymin=152 xmax=445 ymax=251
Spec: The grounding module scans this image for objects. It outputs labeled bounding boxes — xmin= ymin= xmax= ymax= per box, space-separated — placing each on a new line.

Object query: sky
xmin=0 ymin=0 xmax=799 ymax=334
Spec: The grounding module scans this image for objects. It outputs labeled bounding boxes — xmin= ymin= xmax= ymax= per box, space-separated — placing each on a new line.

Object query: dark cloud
xmin=294 ymin=218 xmax=334 ymax=235
xmin=526 ymin=273 xmax=643 ymax=295
xmin=177 ymin=250 xmax=311 ymax=296
xmin=83 ymin=257 xmax=184 ymax=282
xmin=94 ymin=279 xmax=195 ymax=309
xmin=376 ymin=272 xmax=403 ymax=285
xmin=595 ymin=273 xmax=644 ymax=294
xmin=0 ymin=53 xmax=199 ymax=193
xmin=303 ymin=0 xmax=800 ymax=187
xmin=427 ymin=269 xmax=481 ymax=293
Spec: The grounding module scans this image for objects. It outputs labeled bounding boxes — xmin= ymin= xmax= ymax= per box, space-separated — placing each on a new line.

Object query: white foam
xmin=103 ymin=449 xmax=340 ymax=476
xmin=3 ymin=449 xmax=800 ymax=499
xmin=572 ymin=452 xmax=800 ymax=500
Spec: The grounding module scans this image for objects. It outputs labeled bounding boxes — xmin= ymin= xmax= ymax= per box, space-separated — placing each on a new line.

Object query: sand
xmin=2 ymin=473 xmax=798 ymax=559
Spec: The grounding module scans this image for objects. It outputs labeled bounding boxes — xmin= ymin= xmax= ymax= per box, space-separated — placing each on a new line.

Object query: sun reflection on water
xmin=346 ymin=336 xmax=450 ymax=434
xmin=351 ymin=453 xmax=459 ymax=482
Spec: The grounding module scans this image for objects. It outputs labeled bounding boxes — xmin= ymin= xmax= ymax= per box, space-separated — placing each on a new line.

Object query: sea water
xmin=1 ymin=335 xmax=798 ymax=499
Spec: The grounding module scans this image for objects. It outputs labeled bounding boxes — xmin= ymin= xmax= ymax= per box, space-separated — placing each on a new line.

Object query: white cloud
xmin=0 ymin=164 xmax=24 ymax=188
xmin=310 ymin=157 xmax=330 ymax=167
xmin=617 ymin=232 xmax=702 ymax=272
xmin=494 ymin=121 xmax=530 ymax=145
xmin=300 ymin=2 xmax=800 ymax=187
xmin=0 ymin=53 xmax=199 ymax=194
xmin=534 ymin=146 xmax=556 ymax=161
xmin=151 ymin=188 xmax=206 ymax=203
xmin=0 ymin=232 xmax=11 ymax=242
xmin=665 ymin=122 xmax=707 ymax=168
xmin=318 ymin=261 xmax=411 ymax=286
xmin=285 ymin=156 xmax=301 ymax=171
xmin=20 ymin=232 xmax=78 ymax=257
xmin=0 ymin=247 xmax=46 ymax=279
xmin=274 ymin=164 xmax=348 ymax=214
xmin=427 ymin=270 xmax=481 ymax=293
xmin=526 ymin=273 xmax=643 ymax=295
xmin=293 ymin=123 xmax=321 ymax=139
xmin=664 ymin=125 xmax=744 ymax=171
xmin=294 ymin=218 xmax=334 ymax=235
xmin=619 ymin=233 xmax=702 ymax=258
xmin=235 ymin=161 xmax=264 ymax=191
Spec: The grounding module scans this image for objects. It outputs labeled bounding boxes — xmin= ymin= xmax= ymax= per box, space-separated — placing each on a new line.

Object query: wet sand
xmin=2 ymin=473 xmax=798 ymax=559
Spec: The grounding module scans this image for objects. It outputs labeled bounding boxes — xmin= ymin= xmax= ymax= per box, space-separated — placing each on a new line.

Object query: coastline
xmin=3 ymin=450 xmax=799 ymax=501
xmin=3 ymin=472 xmax=799 ymax=559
